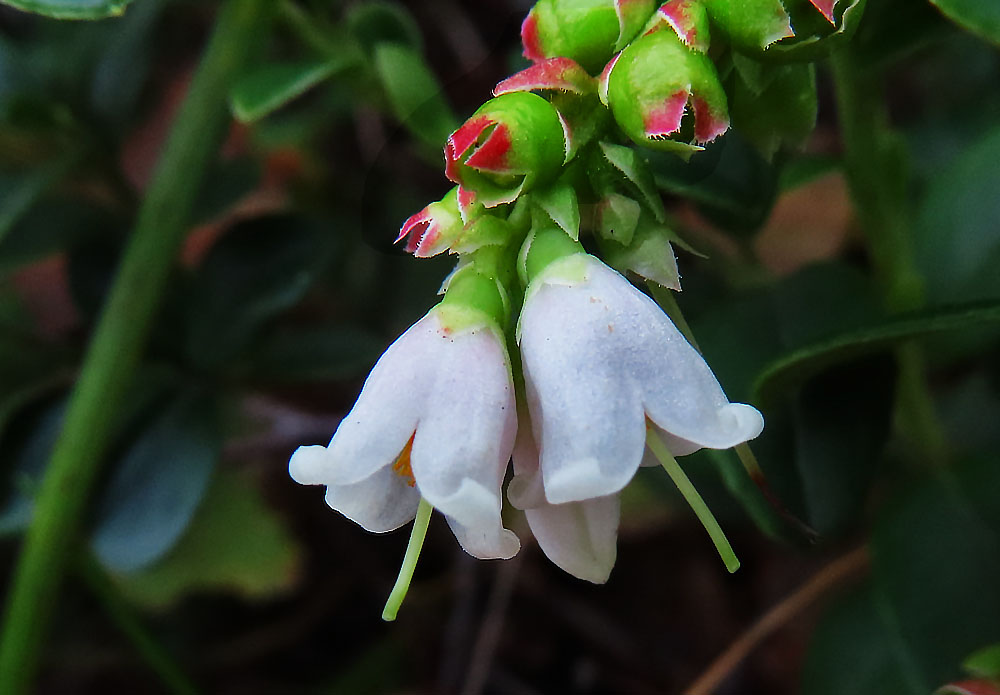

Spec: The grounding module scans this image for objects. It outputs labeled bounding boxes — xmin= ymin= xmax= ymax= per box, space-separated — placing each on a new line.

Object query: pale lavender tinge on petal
xmin=525 ymin=495 xmax=619 ymax=584
xmin=322 ymin=465 xmax=421 ymax=533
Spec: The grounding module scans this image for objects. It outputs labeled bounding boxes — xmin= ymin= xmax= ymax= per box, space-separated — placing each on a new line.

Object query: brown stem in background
xmin=684 ymin=546 xmax=870 ymax=695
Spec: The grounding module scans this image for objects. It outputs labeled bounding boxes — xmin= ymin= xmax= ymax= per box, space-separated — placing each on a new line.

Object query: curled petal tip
xmin=692 ymin=96 xmax=729 ymax=143
xmin=463 ymin=124 xmax=514 ymax=174
xmin=521 ymin=10 xmax=545 ymax=62
xmin=397 ymin=209 xmax=429 ymax=244
xmin=809 ymin=0 xmax=837 ymax=23
xmin=289 ymin=445 xmax=330 ymax=486
xmin=657 ymin=0 xmax=707 ymax=51
xmin=445 ymin=116 xmax=493 ymax=182
xmin=643 ymin=90 xmax=690 ymax=140
xmin=494 ymin=57 xmax=595 ymax=96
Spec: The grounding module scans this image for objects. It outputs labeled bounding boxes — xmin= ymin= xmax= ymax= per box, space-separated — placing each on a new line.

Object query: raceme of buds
xmin=445 ymin=92 xmax=567 ymax=208
xmin=522 ymin=0 xmax=658 ymax=74
xmin=603 ymin=28 xmax=729 ymax=153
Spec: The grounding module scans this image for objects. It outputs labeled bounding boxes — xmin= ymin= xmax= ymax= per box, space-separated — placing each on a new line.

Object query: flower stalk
xmin=0 ymin=1 xmax=268 ymax=689
xmin=647 ymin=427 xmax=740 ymax=574
xmin=382 ymin=499 xmax=434 ymax=622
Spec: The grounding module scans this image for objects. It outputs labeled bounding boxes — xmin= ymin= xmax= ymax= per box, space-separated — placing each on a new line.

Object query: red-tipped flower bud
xmin=522 ymin=0 xmax=658 ymax=74
xmin=445 ymin=92 xmax=567 ymax=208
xmin=604 ymin=28 xmax=729 ymax=153
xmin=398 ymin=187 xmax=464 ymax=257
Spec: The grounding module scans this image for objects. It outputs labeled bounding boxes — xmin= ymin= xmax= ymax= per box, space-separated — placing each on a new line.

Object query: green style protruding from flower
xmin=605 ymin=28 xmax=729 ymax=153
xmin=522 ymin=0 xmax=658 ymax=75
xmin=445 ymin=92 xmax=567 ymax=208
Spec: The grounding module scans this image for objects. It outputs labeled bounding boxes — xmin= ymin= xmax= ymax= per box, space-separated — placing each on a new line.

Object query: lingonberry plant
xmin=288 ymin=0 xmax=856 ymax=618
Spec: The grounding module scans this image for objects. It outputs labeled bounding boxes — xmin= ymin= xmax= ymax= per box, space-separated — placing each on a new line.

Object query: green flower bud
xmin=604 ymin=28 xmax=729 ymax=153
xmin=522 ymin=0 xmax=658 ymax=74
xmin=699 ymin=0 xmax=793 ymax=51
xmin=700 ymin=0 xmax=860 ymax=58
xmin=731 ymin=62 xmax=817 ymax=158
xmin=445 ymin=92 xmax=567 ymax=208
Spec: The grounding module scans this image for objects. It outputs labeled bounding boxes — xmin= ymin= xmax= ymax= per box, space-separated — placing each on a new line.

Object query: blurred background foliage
xmin=0 ymin=0 xmax=999 ymax=693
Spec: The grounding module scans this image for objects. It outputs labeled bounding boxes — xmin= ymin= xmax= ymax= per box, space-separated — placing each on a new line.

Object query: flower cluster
xmin=287 ymin=0 xmax=843 ymax=615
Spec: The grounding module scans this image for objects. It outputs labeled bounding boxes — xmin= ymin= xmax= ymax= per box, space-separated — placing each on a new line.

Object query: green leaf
xmin=372 ymin=43 xmax=457 ymax=151
xmin=802 ymin=584 xmax=927 ymax=695
xmin=805 ymin=458 xmax=1000 ymax=694
xmin=89 ymin=0 xmax=165 ymax=125
xmin=731 ymin=63 xmax=817 ymax=159
xmin=915 ymin=125 xmax=1000 ymax=305
xmin=788 ymin=356 xmax=896 ymax=535
xmin=0 ymin=148 xmax=84 ymax=247
xmin=642 ymin=131 xmax=778 ymax=233
xmin=90 ymin=392 xmax=221 ymax=573
xmin=184 ymin=214 xmax=335 ymax=369
xmin=533 ymin=182 xmax=580 ymax=241
xmin=598 ymin=141 xmax=667 ymax=222
xmin=929 ymin=0 xmax=1000 ymax=44
xmin=754 ymin=301 xmax=1000 ymax=405
xmin=115 ymin=470 xmax=301 ymax=609
xmin=346 ymin=0 xmax=422 ymax=54
xmin=870 ymin=459 xmax=1000 ymax=688
xmin=964 ymin=644 xmax=1000 ymax=679
xmin=695 ymin=264 xmax=889 ymax=538
xmin=0 ymin=0 xmax=132 ymax=20
xmin=0 ymin=398 xmax=66 ymax=535
xmin=231 ymin=59 xmax=348 ymax=124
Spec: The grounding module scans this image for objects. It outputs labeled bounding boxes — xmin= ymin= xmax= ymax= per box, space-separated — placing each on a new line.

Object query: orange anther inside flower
xmin=392 ymin=435 xmax=417 ymax=487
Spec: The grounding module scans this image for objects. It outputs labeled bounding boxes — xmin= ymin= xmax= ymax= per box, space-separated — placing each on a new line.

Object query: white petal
xmin=508 ymin=416 xmax=546 ymax=509
xmin=289 ymin=444 xmax=334 ymax=485
xmin=441 ymin=481 xmax=520 ymax=559
xmin=519 ymin=256 xmax=649 ymax=504
xmin=322 ymin=465 xmax=421 ymax=533
xmin=409 ymin=323 xmax=520 ymax=560
xmin=321 ymin=312 xmax=442 ymax=486
xmin=526 ymin=495 xmax=619 ymax=584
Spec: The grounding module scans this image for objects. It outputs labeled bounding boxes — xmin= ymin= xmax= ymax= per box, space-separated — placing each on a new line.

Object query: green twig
xmin=79 ymin=554 xmax=199 ymax=695
xmin=382 ymin=499 xmax=434 ymax=621
xmin=831 ymin=47 xmax=949 ymax=468
xmin=0 ymin=1 xmax=268 ymax=690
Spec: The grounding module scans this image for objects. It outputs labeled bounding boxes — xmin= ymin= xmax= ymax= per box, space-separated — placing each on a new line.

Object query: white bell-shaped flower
xmin=517 ymin=253 xmax=764 ymax=507
xmin=289 ymin=306 xmax=520 ymax=560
